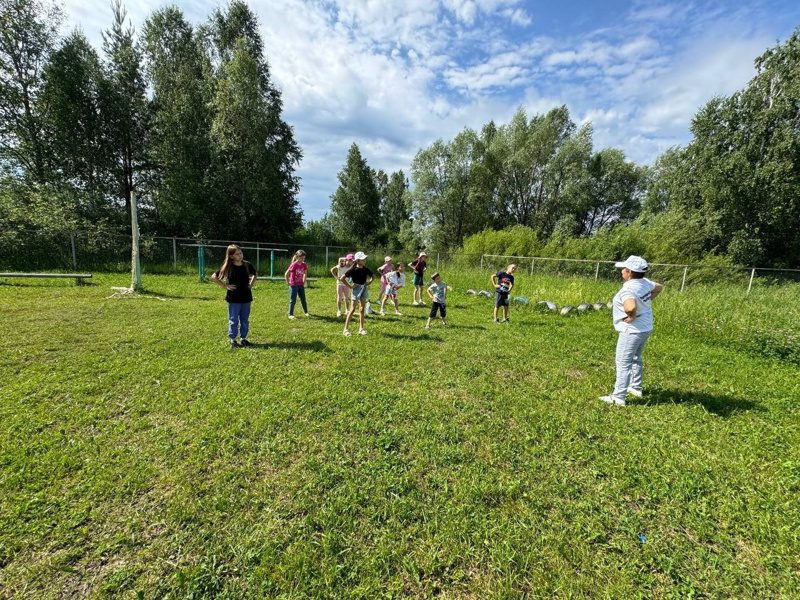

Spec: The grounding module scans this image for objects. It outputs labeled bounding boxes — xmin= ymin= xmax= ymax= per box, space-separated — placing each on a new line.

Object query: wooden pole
xmin=325 ymin=246 xmax=329 ymax=270
xmin=130 ymin=191 xmax=142 ymax=291
xmin=480 ymin=255 xmax=484 ymax=271
xmin=530 ymin=258 xmax=535 ymax=275
xmin=747 ymin=268 xmax=756 ymax=295
xmin=680 ymin=266 xmax=688 ymax=292
xmin=595 ymin=261 xmax=600 ymax=280
xmin=436 ymin=252 xmax=440 ymax=270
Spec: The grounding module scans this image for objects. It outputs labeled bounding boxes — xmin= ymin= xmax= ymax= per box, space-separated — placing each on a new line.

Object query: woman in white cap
xmin=600 ymin=255 xmax=664 ymax=406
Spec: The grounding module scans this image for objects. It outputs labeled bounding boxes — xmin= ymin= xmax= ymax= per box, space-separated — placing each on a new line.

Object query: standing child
xmin=330 ymin=254 xmax=353 ymax=317
xmin=285 ymin=250 xmax=309 ymax=319
xmin=376 ymin=256 xmax=393 ymax=304
xmin=211 ymin=244 xmax=258 ymax=348
xmin=425 ymin=272 xmax=448 ymax=328
xmin=408 ymin=252 xmax=428 ymax=306
xmin=491 ymin=263 xmax=517 ymax=323
xmin=341 ymin=251 xmax=374 ymax=336
xmin=380 ymin=262 xmax=405 ymax=316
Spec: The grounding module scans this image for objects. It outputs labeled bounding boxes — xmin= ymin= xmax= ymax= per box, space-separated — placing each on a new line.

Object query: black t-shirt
xmin=413 ymin=260 xmax=427 ymax=275
xmin=495 ymin=271 xmax=514 ymax=293
xmin=215 ymin=261 xmax=257 ymax=303
xmin=344 ymin=265 xmax=373 ymax=285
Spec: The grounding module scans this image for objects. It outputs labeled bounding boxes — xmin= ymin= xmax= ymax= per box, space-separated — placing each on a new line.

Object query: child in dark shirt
xmin=340 ymin=251 xmax=374 ymax=336
xmin=211 ymin=245 xmax=258 ymax=348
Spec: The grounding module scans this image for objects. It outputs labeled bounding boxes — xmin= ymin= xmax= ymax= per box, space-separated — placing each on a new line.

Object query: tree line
xmin=323 ymin=27 xmax=799 ymax=268
xmin=0 ymin=0 xmax=301 ymax=241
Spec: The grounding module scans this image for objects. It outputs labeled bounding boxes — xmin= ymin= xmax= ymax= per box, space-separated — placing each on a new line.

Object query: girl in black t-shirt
xmin=212 ymin=245 xmax=258 ymax=348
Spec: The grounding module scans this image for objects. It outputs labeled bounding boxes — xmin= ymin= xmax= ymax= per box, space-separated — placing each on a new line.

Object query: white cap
xmin=384 ymin=256 xmax=392 ymax=262
xmin=354 ymin=251 xmax=368 ymax=261
xmin=615 ymin=255 xmax=648 ymax=272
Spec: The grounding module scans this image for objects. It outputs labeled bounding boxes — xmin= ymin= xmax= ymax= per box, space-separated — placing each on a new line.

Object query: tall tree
xmin=205 ymin=0 xmax=302 ymax=239
xmin=40 ymin=31 xmax=110 ymax=196
xmin=382 ymin=170 xmax=410 ymax=232
xmin=102 ymin=0 xmax=151 ymax=219
xmin=330 ymin=142 xmax=381 ymax=242
xmin=0 ymin=0 xmax=61 ymax=183
xmin=143 ymin=6 xmax=212 ymax=235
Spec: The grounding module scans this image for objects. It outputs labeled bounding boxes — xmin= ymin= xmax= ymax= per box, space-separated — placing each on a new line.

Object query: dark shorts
xmin=413 ymin=273 xmax=424 ymax=286
xmin=495 ymin=291 xmax=509 ymax=307
xmin=429 ymin=302 xmax=446 ymax=318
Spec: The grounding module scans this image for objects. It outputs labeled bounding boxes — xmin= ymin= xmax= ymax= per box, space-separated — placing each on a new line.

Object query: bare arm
xmin=284 ymin=267 xmax=291 ymax=285
xmin=651 ymin=281 xmax=664 ymax=300
xmin=491 ymin=274 xmax=499 ymax=288
xmin=330 ymin=265 xmax=338 ymax=277
xmin=211 ymin=272 xmax=235 ymax=291
xmin=622 ymin=298 xmax=637 ymax=322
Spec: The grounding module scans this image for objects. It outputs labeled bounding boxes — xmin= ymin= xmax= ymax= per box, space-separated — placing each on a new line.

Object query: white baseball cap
xmin=384 ymin=256 xmax=392 ymax=262
xmin=615 ymin=255 xmax=648 ymax=272
xmin=354 ymin=251 xmax=368 ymax=260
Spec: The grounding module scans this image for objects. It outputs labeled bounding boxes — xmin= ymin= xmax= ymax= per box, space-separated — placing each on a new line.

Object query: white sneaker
xmin=288 ymin=315 xmax=296 ymax=320
xmin=627 ymin=387 xmax=643 ymax=398
xmin=395 ymin=311 xmax=403 ymax=316
xmin=358 ymin=328 xmax=368 ymax=335
xmin=343 ymin=330 xmax=351 ymax=337
xmin=424 ymin=325 xmax=430 ymax=329
xmin=412 ymin=301 xmax=419 ymax=306
xmin=599 ymin=395 xmax=625 ymax=406
xmin=379 ymin=310 xmax=385 ymax=316
xmin=304 ymin=313 xmax=310 ymax=317
xmin=337 ymin=310 xmax=342 ymax=317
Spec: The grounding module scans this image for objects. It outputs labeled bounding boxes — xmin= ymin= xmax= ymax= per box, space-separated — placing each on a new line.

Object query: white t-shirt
xmin=386 ymin=271 xmax=405 ymax=289
xmin=613 ymin=278 xmax=656 ymax=333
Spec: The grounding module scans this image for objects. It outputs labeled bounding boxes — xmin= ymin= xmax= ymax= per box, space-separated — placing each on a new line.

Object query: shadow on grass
xmin=639 ymin=387 xmax=761 ymax=417
xmin=382 ymin=332 xmax=441 ymax=341
xmin=248 ymin=340 xmax=331 ymax=352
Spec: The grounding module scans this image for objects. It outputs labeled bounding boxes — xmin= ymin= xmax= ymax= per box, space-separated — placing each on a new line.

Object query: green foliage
xmin=330 ymin=143 xmax=381 ymax=243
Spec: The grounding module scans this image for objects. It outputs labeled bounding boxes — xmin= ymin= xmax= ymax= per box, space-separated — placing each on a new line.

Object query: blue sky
xmin=63 ymin=0 xmax=800 ymax=222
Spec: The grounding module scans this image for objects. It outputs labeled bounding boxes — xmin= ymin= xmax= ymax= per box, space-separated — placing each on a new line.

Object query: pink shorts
xmin=337 ymin=283 xmax=349 ymax=300
xmin=380 ymin=277 xmax=387 ymax=295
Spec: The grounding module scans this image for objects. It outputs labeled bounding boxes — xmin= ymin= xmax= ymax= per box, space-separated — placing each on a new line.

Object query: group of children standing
xmin=212 ymin=243 xmax=519 ymax=345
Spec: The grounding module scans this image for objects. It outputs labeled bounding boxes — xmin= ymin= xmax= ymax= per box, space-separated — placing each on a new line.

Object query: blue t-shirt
xmin=428 ymin=281 xmax=447 ymax=304
xmin=495 ymin=271 xmax=514 ymax=293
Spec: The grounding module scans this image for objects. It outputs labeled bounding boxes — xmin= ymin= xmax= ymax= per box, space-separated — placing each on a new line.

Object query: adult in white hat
xmin=599 ymin=256 xmax=664 ymax=406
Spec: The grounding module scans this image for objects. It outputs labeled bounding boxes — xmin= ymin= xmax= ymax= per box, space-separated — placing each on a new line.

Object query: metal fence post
xmin=325 ymin=246 xmax=329 ymax=270
xmin=747 ymin=268 xmax=756 ymax=295
xmin=70 ymin=233 xmax=77 ymax=269
xmin=480 ymin=255 xmax=484 ymax=271
xmin=436 ymin=252 xmax=440 ymax=270
xmin=595 ymin=261 xmax=600 ymax=280
xmin=172 ymin=237 xmax=177 ymax=271
xmin=256 ymin=243 xmax=261 ymax=273
xmin=681 ymin=266 xmax=688 ymax=292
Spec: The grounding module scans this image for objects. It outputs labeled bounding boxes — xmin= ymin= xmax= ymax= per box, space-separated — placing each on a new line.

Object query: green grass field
xmin=1 ymin=272 xmax=798 ymax=599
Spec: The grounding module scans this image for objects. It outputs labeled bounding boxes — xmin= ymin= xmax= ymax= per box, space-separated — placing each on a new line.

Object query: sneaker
xmin=424 ymin=325 xmax=430 ymax=329
xmin=358 ymin=329 xmax=368 ymax=335
xmin=337 ymin=310 xmax=342 ymax=317
xmin=230 ymin=339 xmax=239 ymax=349
xmin=343 ymin=330 xmax=351 ymax=337
xmin=395 ymin=311 xmax=403 ymax=316
xmin=442 ymin=323 xmax=448 ymax=328
xmin=288 ymin=314 xmax=296 ymax=320
xmin=304 ymin=313 xmax=310 ymax=317
xmin=379 ymin=310 xmax=385 ymax=316
xmin=494 ymin=318 xmax=501 ymax=324
xmin=239 ymin=339 xmax=252 ymax=347
xmin=412 ymin=301 xmax=419 ymax=306
xmin=599 ymin=395 xmax=626 ymax=406
xmin=627 ymin=387 xmax=643 ymax=398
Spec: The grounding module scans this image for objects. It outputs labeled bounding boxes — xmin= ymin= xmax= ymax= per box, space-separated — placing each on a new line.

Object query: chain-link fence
xmin=480 ymin=254 xmax=800 ymax=293
xmin=2 ymin=230 xmax=798 ymax=293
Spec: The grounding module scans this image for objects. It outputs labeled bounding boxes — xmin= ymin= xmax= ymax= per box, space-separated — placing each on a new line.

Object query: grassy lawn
xmin=1 ymin=272 xmax=798 ymax=599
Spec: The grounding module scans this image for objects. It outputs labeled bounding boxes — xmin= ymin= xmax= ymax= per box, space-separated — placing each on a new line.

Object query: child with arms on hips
xmin=341 ymin=252 xmax=374 ymax=336
xmin=425 ymin=272 xmax=448 ymax=329
xmin=380 ymin=262 xmax=405 ymax=316
xmin=285 ymin=250 xmax=309 ymax=319
xmin=330 ymin=253 xmax=353 ymax=317
xmin=376 ymin=256 xmax=393 ymax=305
xmin=211 ymin=244 xmax=258 ymax=348
xmin=491 ymin=263 xmax=517 ymax=323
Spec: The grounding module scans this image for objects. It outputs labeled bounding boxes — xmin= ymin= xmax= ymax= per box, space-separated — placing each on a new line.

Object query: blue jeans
xmin=228 ymin=302 xmax=251 ymax=340
xmin=288 ymin=285 xmax=307 ymax=315
xmin=613 ymin=330 xmax=651 ymax=401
